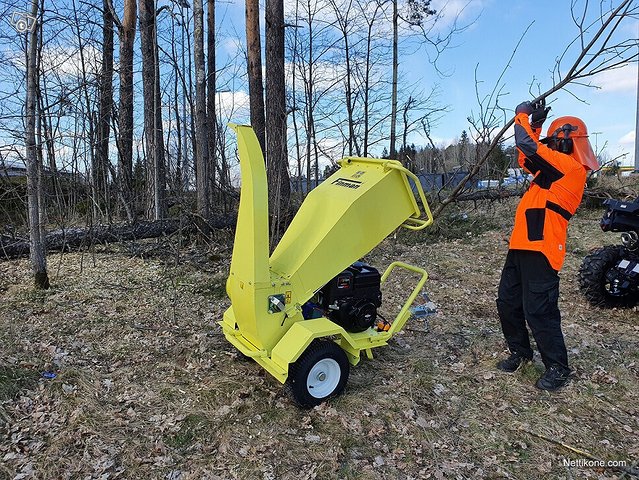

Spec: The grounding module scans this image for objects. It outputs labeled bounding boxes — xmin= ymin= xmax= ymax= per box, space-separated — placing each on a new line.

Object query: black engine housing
xmin=316 ymin=262 xmax=382 ymax=332
xmin=600 ymin=197 xmax=639 ymax=233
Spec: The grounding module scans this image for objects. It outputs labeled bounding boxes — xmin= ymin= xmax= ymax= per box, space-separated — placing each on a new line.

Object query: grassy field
xmin=0 ymin=198 xmax=637 ymax=479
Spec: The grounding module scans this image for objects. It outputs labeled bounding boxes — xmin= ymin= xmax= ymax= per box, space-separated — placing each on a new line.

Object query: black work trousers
xmin=496 ymin=249 xmax=569 ymax=371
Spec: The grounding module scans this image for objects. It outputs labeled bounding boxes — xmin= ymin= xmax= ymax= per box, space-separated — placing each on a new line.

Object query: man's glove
xmin=515 ymin=101 xmax=533 ymax=115
xmin=530 ymin=98 xmax=551 ymax=130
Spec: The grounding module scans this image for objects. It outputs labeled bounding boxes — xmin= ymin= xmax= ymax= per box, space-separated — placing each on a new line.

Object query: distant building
xmin=0 ymin=164 xmax=27 ymax=177
xmin=1 ymin=163 xmax=75 ymax=179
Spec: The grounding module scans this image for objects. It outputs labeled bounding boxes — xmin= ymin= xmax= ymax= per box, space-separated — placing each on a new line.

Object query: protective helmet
xmin=542 ymin=116 xmax=599 ymax=171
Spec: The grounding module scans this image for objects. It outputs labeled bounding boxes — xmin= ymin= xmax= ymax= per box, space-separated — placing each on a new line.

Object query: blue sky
xmin=413 ymin=0 xmax=639 ymax=166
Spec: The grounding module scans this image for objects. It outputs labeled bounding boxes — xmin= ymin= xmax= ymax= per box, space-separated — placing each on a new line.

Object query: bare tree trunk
xmin=152 ymin=7 xmax=166 ymax=220
xmin=179 ymin=5 xmax=190 ymax=192
xmin=304 ymin=7 xmax=314 ymax=195
xmin=246 ymin=0 xmax=266 ymax=155
xmin=170 ymin=11 xmax=183 ymax=196
xmin=185 ymin=14 xmax=197 ymax=189
xmin=207 ymin=0 xmax=218 ymax=200
xmin=193 ymin=0 xmax=210 ymax=228
xmin=290 ymin=0 xmax=302 ymax=193
xmin=25 ymin=0 xmax=49 ymax=289
xmin=389 ymin=0 xmax=398 ymax=159
xmin=265 ymin=0 xmax=290 ymax=233
xmin=139 ymin=0 xmax=166 ymax=220
xmin=95 ymin=0 xmax=114 ymax=221
xmin=117 ymin=0 xmax=136 ymax=222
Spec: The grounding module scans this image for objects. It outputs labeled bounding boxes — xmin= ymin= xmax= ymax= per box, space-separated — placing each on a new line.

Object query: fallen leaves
xmin=0 ymin=203 xmax=636 ymax=479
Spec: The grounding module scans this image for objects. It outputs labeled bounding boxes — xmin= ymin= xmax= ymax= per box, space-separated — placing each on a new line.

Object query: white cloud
xmin=286 ymin=59 xmax=346 ymax=92
xmin=35 ymin=45 xmax=101 ymax=78
xmin=594 ymin=63 xmax=638 ymax=93
xmin=619 ymin=130 xmax=635 ymax=146
xmin=222 ymin=37 xmax=243 ymax=57
xmin=283 ymin=0 xmax=482 ymax=38
xmin=217 ymin=90 xmax=250 ymax=122
xmin=430 ymin=0 xmax=484 ymax=27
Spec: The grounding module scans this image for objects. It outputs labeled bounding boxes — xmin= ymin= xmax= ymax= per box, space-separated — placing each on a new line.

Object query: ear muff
xmin=542 ymin=123 xmax=577 ymax=154
xmin=557 ymin=136 xmax=573 ymax=154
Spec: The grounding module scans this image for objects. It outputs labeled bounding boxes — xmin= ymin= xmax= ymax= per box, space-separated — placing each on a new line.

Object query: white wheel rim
xmin=307 ymin=358 xmax=341 ymax=399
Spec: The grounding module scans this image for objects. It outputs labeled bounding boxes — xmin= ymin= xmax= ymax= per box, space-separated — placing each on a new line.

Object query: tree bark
xmin=389 ymin=0 xmax=398 ymax=160
xmin=117 ymin=0 xmax=137 ymax=222
xmin=25 ymin=0 xmax=49 ymax=289
xmin=193 ymin=0 xmax=210 ymax=229
xmin=207 ymin=0 xmax=218 ymax=199
xmin=95 ymin=0 xmax=114 ymax=220
xmin=265 ymin=0 xmax=290 ymax=234
xmin=139 ymin=0 xmax=166 ymax=220
xmin=246 ymin=0 xmax=266 ymax=155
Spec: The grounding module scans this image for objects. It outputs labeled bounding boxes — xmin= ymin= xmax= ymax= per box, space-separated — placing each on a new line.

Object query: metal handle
xmin=380 ymin=261 xmax=428 ymax=336
xmin=383 ymin=162 xmax=434 ymax=231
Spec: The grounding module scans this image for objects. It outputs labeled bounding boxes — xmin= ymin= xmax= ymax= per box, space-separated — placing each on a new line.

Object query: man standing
xmin=496 ymin=100 xmax=599 ymax=391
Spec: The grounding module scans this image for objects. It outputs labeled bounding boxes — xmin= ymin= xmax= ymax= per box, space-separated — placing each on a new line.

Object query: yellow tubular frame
xmin=381 ymin=261 xmax=429 ymax=335
xmin=383 ymin=162 xmax=434 ymax=231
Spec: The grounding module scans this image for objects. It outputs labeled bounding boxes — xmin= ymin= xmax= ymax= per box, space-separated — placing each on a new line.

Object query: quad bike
xmin=578 ymin=196 xmax=639 ymax=308
xmin=220 ymin=124 xmax=433 ymax=408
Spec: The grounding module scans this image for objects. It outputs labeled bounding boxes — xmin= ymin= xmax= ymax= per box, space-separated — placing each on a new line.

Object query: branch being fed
xmin=433 ymin=0 xmax=638 ymax=219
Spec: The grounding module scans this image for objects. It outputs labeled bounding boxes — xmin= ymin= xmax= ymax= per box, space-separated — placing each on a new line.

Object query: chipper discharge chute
xmin=221 ymin=124 xmax=434 ymax=407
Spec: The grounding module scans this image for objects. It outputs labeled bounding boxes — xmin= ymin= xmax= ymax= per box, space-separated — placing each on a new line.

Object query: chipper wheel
xmin=578 ymin=245 xmax=636 ymax=308
xmin=285 ymin=339 xmax=350 ymax=408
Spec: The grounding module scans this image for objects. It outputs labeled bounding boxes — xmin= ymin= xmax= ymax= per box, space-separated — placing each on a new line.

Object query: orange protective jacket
xmin=510 ymin=113 xmax=587 ymax=271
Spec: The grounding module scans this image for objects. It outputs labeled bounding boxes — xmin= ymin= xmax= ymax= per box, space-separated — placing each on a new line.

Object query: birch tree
xmin=207 ymin=0 xmax=217 ymax=202
xmin=193 ymin=0 xmax=210 ymax=225
xmin=25 ymin=0 xmax=49 ymax=288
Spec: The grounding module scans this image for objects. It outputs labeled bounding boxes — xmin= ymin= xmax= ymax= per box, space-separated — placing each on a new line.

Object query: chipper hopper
xmin=220 ymin=124 xmax=434 ymax=407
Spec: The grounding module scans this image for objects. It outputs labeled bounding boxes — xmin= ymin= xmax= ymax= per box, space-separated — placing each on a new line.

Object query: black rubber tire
xmin=285 ymin=339 xmax=350 ymax=408
xmin=578 ymin=245 xmax=637 ymax=308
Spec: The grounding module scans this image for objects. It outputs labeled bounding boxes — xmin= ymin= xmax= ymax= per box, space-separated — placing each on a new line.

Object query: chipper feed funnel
xmin=270 ymin=157 xmax=427 ymax=306
xmin=221 ymin=124 xmax=433 ymax=407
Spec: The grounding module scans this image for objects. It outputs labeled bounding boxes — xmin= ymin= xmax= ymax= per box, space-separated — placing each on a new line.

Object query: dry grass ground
xmin=0 ymin=198 xmax=637 ymax=479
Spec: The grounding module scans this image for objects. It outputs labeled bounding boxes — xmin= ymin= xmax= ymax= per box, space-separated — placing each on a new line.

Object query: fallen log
xmin=0 ymin=214 xmax=236 ymax=260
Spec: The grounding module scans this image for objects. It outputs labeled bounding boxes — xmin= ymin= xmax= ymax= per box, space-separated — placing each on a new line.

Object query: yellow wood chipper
xmin=220 ymin=124 xmax=434 ymax=407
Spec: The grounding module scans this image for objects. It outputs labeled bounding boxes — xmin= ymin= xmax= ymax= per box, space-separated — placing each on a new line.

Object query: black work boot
xmin=536 ymin=365 xmax=572 ymax=391
xmin=497 ymin=352 xmax=531 ymax=373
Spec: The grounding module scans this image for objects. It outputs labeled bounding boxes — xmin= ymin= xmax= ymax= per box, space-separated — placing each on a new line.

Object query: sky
xmin=217 ymin=0 xmax=639 ymax=167
xmin=408 ymin=0 xmax=639 ymax=166
xmin=0 ymin=0 xmax=636 ymax=172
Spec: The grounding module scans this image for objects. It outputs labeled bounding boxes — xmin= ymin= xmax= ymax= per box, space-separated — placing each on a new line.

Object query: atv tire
xmin=578 ymin=245 xmax=637 ymax=308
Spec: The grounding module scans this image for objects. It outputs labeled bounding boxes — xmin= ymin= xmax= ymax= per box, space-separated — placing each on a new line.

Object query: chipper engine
xmin=220 ymin=124 xmax=433 ymax=407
